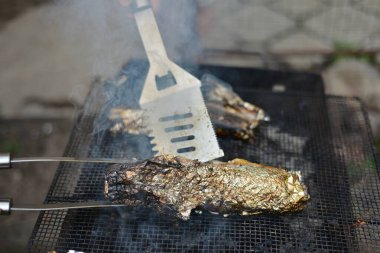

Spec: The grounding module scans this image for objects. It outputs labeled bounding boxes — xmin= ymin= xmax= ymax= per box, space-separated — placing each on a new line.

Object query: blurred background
xmin=1 ymin=0 xmax=380 ymax=252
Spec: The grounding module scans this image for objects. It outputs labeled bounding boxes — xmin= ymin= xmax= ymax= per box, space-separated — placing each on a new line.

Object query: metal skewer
xmin=0 ymin=199 xmax=125 ymax=215
xmin=0 ymin=153 xmax=130 ymax=169
xmin=0 ymin=153 xmax=128 ymax=214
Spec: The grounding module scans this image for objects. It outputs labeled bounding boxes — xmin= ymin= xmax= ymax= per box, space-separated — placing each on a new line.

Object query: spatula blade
xmin=141 ymin=86 xmax=224 ymax=162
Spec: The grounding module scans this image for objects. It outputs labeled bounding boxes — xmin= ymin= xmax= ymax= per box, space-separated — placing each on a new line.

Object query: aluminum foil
xmin=104 ymin=155 xmax=309 ymax=220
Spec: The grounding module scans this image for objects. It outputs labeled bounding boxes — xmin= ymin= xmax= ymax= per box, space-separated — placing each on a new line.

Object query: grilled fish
xmin=201 ymin=74 xmax=267 ymax=141
xmin=104 ymin=155 xmax=309 ymax=220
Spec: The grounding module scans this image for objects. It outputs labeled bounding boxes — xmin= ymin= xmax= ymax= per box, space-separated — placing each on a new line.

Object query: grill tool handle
xmin=0 ymin=153 xmax=10 ymax=168
xmin=133 ymin=0 xmax=201 ymax=105
xmin=0 ymin=153 xmax=129 ymax=169
xmin=0 ymin=198 xmax=125 ymax=215
xmin=133 ymin=0 xmax=168 ymax=64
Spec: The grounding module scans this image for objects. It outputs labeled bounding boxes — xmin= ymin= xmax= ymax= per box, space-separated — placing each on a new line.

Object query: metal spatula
xmin=133 ymin=0 xmax=223 ymax=162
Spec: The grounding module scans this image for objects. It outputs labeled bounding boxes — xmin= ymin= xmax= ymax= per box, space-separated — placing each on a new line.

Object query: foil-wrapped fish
xmin=109 ymin=108 xmax=147 ymax=135
xmin=201 ymin=74 xmax=267 ymax=141
xmin=104 ymin=155 xmax=309 ymax=220
xmin=108 ymin=74 xmax=267 ymax=141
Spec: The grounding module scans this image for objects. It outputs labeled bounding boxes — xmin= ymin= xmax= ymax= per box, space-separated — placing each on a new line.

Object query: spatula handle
xmin=132 ymin=0 xmax=201 ymax=104
xmin=133 ymin=0 xmax=168 ymax=63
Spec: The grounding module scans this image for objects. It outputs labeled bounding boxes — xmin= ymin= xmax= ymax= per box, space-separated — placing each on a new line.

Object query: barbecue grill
xmin=28 ymin=62 xmax=380 ymax=252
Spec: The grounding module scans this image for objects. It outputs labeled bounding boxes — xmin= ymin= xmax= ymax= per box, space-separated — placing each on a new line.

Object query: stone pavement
xmin=1 ymin=0 xmax=380 ymax=118
xmin=203 ymin=0 xmax=380 ymax=67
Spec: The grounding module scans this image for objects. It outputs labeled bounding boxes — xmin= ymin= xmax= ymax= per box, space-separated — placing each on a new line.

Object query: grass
xmin=0 ymin=140 xmax=21 ymax=154
xmin=376 ymin=140 xmax=380 ymax=155
xmin=325 ymin=41 xmax=377 ymax=67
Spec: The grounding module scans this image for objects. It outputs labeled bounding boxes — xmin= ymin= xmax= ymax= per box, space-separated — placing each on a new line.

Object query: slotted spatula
xmin=132 ymin=0 xmax=223 ymax=162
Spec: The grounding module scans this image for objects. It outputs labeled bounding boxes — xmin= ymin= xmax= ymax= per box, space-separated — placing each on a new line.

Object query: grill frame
xmin=28 ymin=63 xmax=380 ymax=253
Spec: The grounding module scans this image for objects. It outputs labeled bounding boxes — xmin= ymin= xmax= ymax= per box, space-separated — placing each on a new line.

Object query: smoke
xmin=55 ymin=0 xmax=207 ymax=161
xmin=48 ymin=0 xmax=204 ymax=132
xmin=48 ymin=0 xmax=202 ymax=77
xmin=49 ymin=0 xmax=144 ymax=78
xmin=153 ymin=0 xmax=202 ymax=62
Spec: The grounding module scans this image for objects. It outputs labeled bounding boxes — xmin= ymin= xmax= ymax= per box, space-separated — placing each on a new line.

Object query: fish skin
xmin=104 ymin=155 xmax=309 ymax=220
xmin=202 ymin=73 xmax=266 ymax=141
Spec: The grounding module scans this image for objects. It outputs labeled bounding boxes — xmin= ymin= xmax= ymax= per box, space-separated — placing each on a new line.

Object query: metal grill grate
xmin=29 ymin=66 xmax=380 ymax=253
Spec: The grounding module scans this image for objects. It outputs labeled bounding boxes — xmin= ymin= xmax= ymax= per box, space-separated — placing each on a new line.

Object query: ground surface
xmin=0 ymin=119 xmax=73 ymax=252
xmin=1 ymin=0 xmax=380 ymax=118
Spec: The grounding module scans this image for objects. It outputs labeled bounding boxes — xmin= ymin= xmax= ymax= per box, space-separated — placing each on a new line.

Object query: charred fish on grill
xmin=104 ymin=155 xmax=309 ymax=220
xmin=108 ymin=74 xmax=267 ymax=142
xmin=201 ymin=74 xmax=267 ymax=141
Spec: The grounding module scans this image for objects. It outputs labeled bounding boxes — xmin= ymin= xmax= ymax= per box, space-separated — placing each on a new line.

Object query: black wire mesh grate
xmin=29 ymin=69 xmax=380 ymax=252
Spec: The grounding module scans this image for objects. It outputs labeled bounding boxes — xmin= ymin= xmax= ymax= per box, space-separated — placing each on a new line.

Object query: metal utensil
xmin=133 ymin=0 xmax=223 ymax=162
xmin=0 ymin=153 xmax=128 ymax=215
xmin=0 ymin=198 xmax=125 ymax=215
xmin=0 ymin=153 xmax=129 ymax=169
